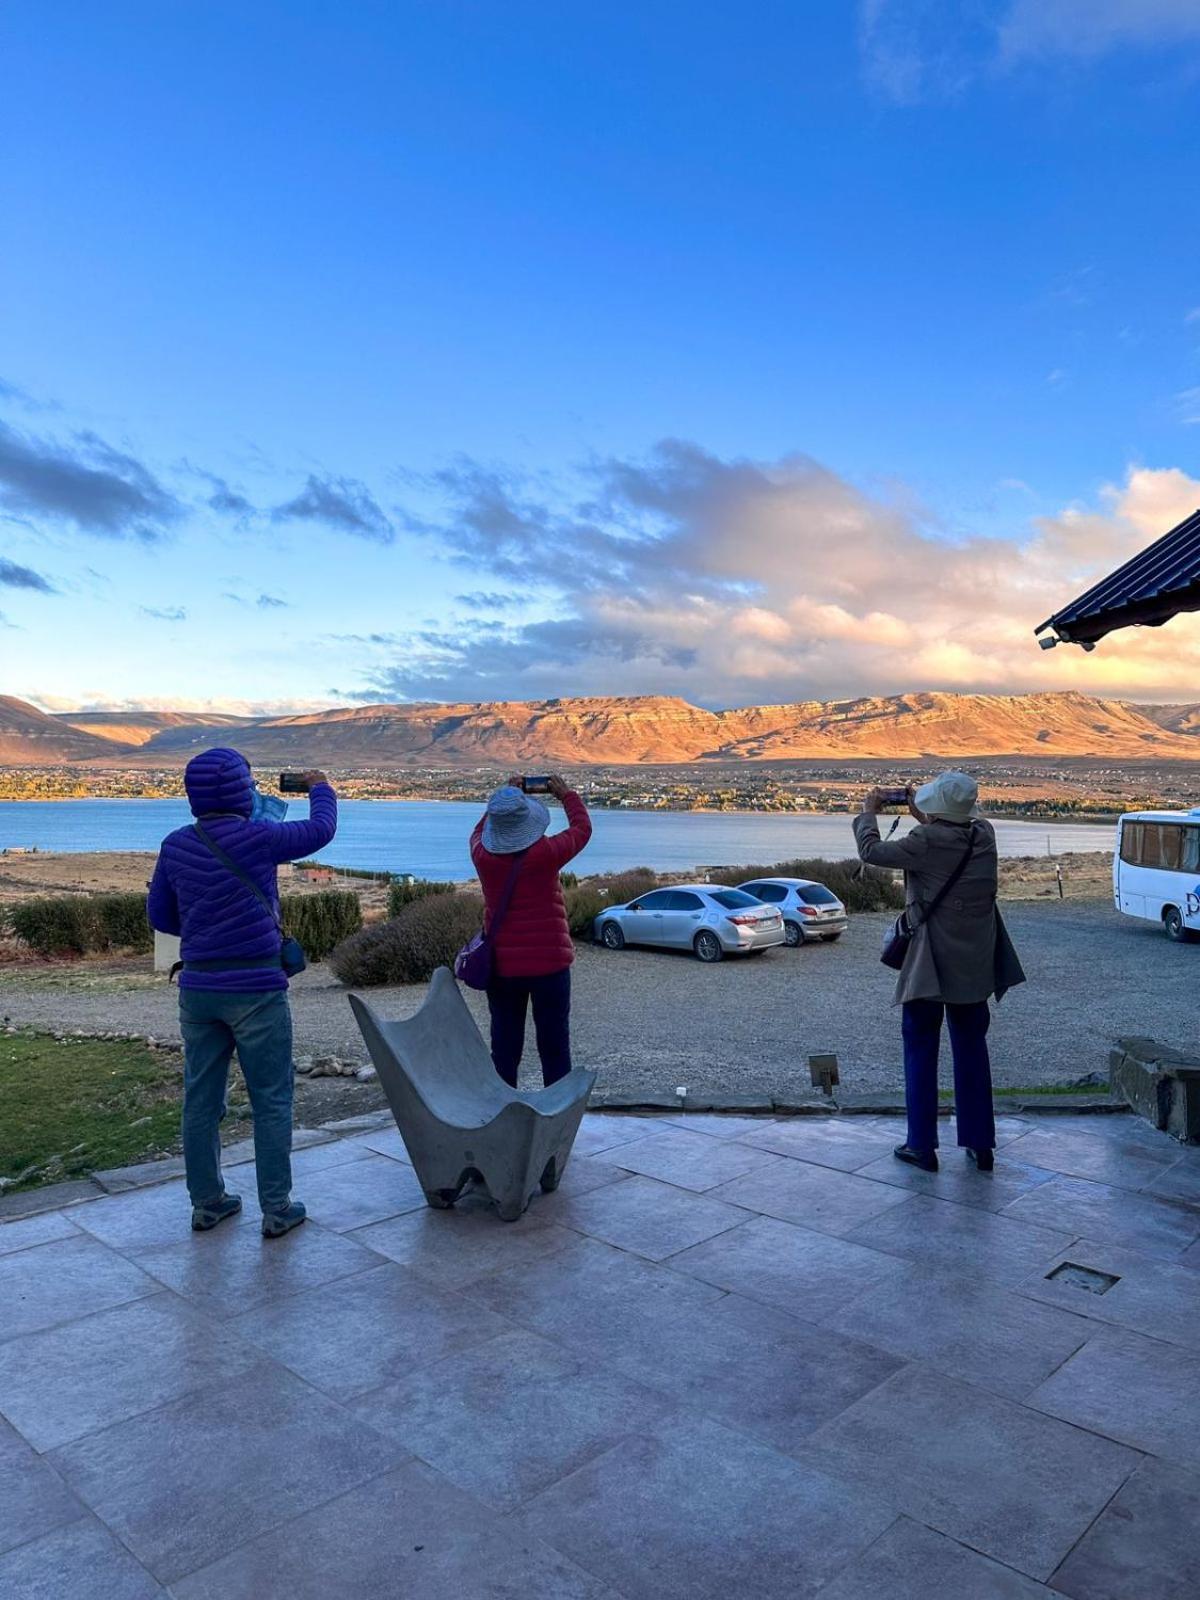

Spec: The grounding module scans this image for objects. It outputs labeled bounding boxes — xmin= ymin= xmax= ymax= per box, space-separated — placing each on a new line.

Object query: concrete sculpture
xmin=348 ymin=967 xmax=595 ymax=1220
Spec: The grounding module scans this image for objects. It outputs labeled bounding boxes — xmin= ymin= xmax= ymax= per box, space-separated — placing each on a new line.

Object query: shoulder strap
xmin=912 ymin=826 xmax=977 ymax=927
xmin=487 ymin=850 xmax=528 ymax=941
xmin=193 ymin=821 xmax=282 ymax=932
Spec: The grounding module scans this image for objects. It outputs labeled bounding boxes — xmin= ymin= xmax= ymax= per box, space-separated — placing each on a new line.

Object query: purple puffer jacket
xmin=147 ymin=748 xmax=338 ymax=993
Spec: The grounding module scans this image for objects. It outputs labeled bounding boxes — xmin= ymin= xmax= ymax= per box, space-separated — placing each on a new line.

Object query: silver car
xmin=737 ymin=877 xmax=849 ymax=946
xmin=595 ymin=884 xmax=786 ymax=963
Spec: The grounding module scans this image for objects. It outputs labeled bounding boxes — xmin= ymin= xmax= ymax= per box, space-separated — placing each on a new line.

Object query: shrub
xmin=704 ymin=857 xmax=905 ymax=914
xmin=563 ymin=885 xmax=605 ymax=939
xmin=590 ymin=867 xmax=658 ymax=906
xmin=281 ymin=890 xmax=363 ymax=961
xmin=9 ymin=894 xmax=153 ymax=957
xmin=93 ymin=894 xmax=154 ymax=953
xmin=387 ymin=877 xmax=458 ymax=918
xmin=330 ymin=891 xmax=485 ymax=987
xmin=559 ymin=871 xmax=578 ymax=889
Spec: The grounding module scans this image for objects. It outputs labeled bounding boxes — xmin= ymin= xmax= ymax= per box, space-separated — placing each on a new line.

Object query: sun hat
xmin=481 ymin=785 xmax=551 ymax=854
xmin=914 ymin=770 xmax=980 ymax=822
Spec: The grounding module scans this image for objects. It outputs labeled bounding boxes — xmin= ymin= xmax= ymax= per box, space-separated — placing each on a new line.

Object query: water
xmin=0 ymin=798 xmax=1117 ymax=880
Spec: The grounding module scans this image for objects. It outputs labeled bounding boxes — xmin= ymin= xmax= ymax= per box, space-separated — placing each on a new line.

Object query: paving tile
xmin=734 ymin=1118 xmax=899 ymax=1171
xmin=516 ymin=1412 xmax=894 ymax=1600
xmin=0 ymin=1235 xmax=160 ymax=1342
xmin=230 ymin=1261 xmax=512 ymax=1400
xmin=226 ymin=1136 xmax=373 ymax=1180
xmin=602 ymin=1127 xmax=784 ymax=1192
xmin=662 ymin=1112 xmax=781 ymax=1140
xmin=821 ymin=1263 xmax=1092 ymax=1400
xmin=570 ymin=1115 xmax=665 ymax=1158
xmin=549 ymin=1174 xmax=749 ymax=1260
xmin=0 ymin=1418 xmax=82 ymax=1557
xmin=0 ymin=1210 xmax=81 ymax=1257
xmin=588 ymin=1290 xmax=905 ymax=1457
xmin=350 ymin=1205 xmax=577 ymax=1290
xmin=48 ymin=1364 xmax=405 ymax=1584
xmin=818 ymin=1516 xmax=1051 ymax=1599
xmin=854 ymin=1150 xmax=1059 ymax=1213
xmin=799 ymin=1363 xmax=1138 ymax=1581
xmin=1030 ymin=1327 xmax=1200 ymax=1471
xmin=1049 ymin=1456 xmax=1200 ymax=1600
xmin=0 ymin=1180 xmax=101 ymax=1220
xmin=288 ymin=1153 xmax=428 ymax=1231
xmin=1141 ymin=1152 xmax=1200 ymax=1206
xmin=709 ymin=1157 xmax=911 ymax=1237
xmin=134 ymin=1217 xmax=383 ymax=1317
xmin=528 ymin=1153 xmax=631 ymax=1202
xmin=0 ymin=1293 xmax=262 ymax=1451
xmin=0 ymin=1515 xmax=165 ymax=1598
xmin=354 ymin=1326 xmax=673 ymax=1509
xmin=1180 ymin=1237 xmax=1200 ymax=1270
xmin=1001 ymin=1127 xmax=1185 ymax=1191
xmin=343 ymin=1125 xmax=412 ymax=1163
xmin=170 ymin=1459 xmax=612 ymax=1599
xmin=845 ymin=1193 xmax=1074 ymax=1285
xmin=72 ymin=1180 xmax=256 ymax=1254
xmin=1002 ymin=1176 xmax=1200 ymax=1261
xmin=1018 ymin=1238 xmax=1200 ymax=1348
xmin=462 ymin=1233 xmax=725 ymax=1337
xmin=668 ymin=1212 xmax=912 ymax=1321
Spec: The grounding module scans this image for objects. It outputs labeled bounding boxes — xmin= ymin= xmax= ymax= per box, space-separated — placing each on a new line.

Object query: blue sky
xmin=3 ymin=0 xmax=1200 ymax=712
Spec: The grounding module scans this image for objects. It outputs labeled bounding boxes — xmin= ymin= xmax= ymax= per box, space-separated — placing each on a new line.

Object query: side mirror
xmin=628 ymin=902 xmax=641 ymax=912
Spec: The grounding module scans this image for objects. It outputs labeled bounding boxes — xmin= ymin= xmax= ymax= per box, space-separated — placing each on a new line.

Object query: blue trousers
xmin=486 ymin=967 xmax=572 ymax=1088
xmin=179 ymin=988 xmax=294 ymax=1213
xmin=901 ymin=998 xmax=996 ymax=1154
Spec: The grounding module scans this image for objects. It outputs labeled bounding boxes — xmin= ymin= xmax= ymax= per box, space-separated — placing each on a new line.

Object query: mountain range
xmin=6 ymin=690 xmax=1200 ymax=767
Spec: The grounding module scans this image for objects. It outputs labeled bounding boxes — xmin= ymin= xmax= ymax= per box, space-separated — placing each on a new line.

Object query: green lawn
xmin=0 ymin=1033 xmax=188 ymax=1190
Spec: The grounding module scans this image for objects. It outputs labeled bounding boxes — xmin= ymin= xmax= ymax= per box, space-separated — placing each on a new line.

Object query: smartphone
xmin=522 ymin=775 xmax=552 ymax=794
xmin=279 ymin=772 xmax=309 ymax=794
xmin=879 ymin=786 xmax=910 ymax=807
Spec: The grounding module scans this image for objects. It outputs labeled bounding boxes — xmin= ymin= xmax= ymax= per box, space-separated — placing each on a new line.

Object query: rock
xmin=356 ymin=1064 xmax=377 ymax=1081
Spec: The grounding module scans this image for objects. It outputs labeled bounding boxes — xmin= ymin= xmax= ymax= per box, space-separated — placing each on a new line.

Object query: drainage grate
xmin=1046 ymin=1262 xmax=1121 ymax=1295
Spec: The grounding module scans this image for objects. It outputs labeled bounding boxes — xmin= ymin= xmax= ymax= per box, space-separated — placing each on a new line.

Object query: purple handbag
xmin=455 ymin=850 xmax=528 ymax=989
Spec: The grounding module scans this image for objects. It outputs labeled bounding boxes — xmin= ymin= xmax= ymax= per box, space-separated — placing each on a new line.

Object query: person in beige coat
xmin=854 ymin=771 xmax=1025 ymax=1173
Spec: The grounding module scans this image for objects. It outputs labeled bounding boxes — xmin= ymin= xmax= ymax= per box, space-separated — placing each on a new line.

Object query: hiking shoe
xmin=893 ymin=1144 xmax=938 ymax=1173
xmin=191 ymin=1193 xmax=242 ymax=1231
xmin=262 ymin=1201 xmax=307 ymax=1239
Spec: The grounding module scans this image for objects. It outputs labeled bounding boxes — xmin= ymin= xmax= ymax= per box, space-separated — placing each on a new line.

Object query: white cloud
xmin=375 ymin=443 xmax=1200 ymax=706
xmin=27 ymin=692 xmax=352 ymax=717
xmin=1000 ymin=0 xmax=1200 ymax=60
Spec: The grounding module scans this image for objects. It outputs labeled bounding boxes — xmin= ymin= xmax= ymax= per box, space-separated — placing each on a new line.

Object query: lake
xmin=0 ymin=798 xmax=1117 ymax=880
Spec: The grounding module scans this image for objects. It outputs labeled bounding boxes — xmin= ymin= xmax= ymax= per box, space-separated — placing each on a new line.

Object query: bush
xmin=387 ymin=877 xmax=458 ymax=918
xmin=590 ymin=867 xmax=658 ymax=906
xmin=281 ymin=890 xmax=363 ymax=961
xmin=563 ymin=885 xmax=605 ymax=939
xmin=330 ymin=891 xmax=485 ymax=987
xmin=704 ymin=857 xmax=905 ymax=913
xmin=559 ymin=871 xmax=578 ymax=889
xmin=9 ymin=894 xmax=153 ymax=957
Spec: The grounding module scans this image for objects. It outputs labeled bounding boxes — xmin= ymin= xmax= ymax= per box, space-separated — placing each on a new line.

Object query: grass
xmin=1 ymin=1032 xmax=210 ymax=1191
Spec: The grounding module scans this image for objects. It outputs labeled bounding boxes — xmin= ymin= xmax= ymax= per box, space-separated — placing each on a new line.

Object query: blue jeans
xmin=901 ymin=998 xmax=996 ymax=1154
xmin=486 ymin=967 xmax=572 ymax=1088
xmin=180 ymin=988 xmax=294 ymax=1213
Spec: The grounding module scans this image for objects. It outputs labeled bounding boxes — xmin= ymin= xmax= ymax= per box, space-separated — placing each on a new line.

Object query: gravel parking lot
xmin=1 ymin=897 xmax=1195 ymax=1099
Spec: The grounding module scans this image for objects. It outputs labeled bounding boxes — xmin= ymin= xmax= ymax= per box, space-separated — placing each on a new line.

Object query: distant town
xmin=3 ymin=759 xmax=1197 ymax=818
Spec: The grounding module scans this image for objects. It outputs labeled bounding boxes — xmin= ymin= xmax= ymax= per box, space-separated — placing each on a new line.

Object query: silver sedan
xmin=594 ymin=885 xmax=786 ymax=962
xmin=737 ymin=877 xmax=849 ymax=946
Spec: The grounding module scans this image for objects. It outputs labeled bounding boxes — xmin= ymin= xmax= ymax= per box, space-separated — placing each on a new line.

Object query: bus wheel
xmin=1164 ymin=907 xmax=1194 ymax=943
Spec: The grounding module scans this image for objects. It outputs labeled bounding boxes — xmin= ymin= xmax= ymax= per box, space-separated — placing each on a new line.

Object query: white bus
xmin=1113 ymin=810 xmax=1200 ymax=941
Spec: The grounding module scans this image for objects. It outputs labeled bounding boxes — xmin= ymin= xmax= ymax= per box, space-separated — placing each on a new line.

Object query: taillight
xmin=799 ymin=907 xmax=818 ymax=917
xmin=728 ymin=913 xmax=760 ymax=926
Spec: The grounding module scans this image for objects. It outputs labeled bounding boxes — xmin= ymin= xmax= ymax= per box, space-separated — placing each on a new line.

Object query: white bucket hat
xmin=914 ymin=770 xmax=980 ymax=822
xmin=481 ymin=785 xmax=550 ymax=854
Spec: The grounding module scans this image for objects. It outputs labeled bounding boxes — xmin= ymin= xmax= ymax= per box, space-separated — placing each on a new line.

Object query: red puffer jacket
xmin=470 ymin=792 xmax=592 ymax=978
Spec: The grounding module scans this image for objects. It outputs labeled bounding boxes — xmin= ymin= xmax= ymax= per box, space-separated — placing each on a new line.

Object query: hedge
xmin=281 ymin=891 xmax=363 ymax=961
xmin=9 ymin=894 xmax=154 ymax=957
xmin=330 ymin=891 xmax=485 ymax=987
xmin=387 ymin=877 xmax=458 ymax=919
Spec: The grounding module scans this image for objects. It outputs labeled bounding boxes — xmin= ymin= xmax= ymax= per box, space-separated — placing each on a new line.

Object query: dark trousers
xmin=486 ymin=967 xmax=572 ymax=1088
xmin=901 ymin=998 xmax=996 ymax=1154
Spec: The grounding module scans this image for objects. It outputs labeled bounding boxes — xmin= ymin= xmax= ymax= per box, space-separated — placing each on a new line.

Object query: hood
xmin=184 ymin=747 xmax=255 ymax=818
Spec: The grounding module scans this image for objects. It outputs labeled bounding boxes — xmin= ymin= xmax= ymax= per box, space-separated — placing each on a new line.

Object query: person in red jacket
xmin=470 ymin=774 xmax=592 ymax=1087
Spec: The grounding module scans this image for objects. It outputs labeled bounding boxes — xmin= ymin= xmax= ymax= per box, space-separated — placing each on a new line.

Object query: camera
xmin=522 ymin=775 xmax=552 ymax=794
xmin=879 ymin=786 xmax=910 ymax=808
xmin=279 ymin=772 xmax=310 ymax=794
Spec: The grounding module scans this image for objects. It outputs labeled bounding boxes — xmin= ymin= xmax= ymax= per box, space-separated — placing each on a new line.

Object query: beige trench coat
xmin=853 ymin=813 xmax=1026 ymax=1006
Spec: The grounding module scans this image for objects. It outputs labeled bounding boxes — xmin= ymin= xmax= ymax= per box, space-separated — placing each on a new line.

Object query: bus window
xmin=1120 ymin=822 xmax=1143 ymax=865
xmin=1185 ymin=828 xmax=1200 ymax=873
xmin=1160 ymin=824 xmax=1184 ymax=870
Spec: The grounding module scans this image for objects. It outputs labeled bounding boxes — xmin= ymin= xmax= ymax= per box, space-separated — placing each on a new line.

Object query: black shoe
xmin=966 ymin=1148 xmax=995 ymax=1172
xmin=893 ymin=1144 xmax=938 ymax=1173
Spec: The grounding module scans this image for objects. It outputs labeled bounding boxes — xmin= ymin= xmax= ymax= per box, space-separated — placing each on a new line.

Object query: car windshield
xmin=709 ymin=889 xmax=761 ymax=909
xmin=796 ymin=885 xmax=839 ymax=906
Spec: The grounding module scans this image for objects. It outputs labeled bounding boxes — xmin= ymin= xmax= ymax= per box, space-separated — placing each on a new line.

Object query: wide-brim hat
xmin=915 ymin=770 xmax=980 ymax=822
xmin=481 ymin=786 xmax=550 ymax=854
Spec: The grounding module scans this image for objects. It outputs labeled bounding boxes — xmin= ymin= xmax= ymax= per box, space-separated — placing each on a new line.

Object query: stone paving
xmin=1 ymin=1108 xmax=1198 ymax=1597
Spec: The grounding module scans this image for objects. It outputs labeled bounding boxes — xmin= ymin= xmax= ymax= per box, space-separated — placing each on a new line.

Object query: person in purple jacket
xmin=147 ymin=748 xmax=337 ymax=1237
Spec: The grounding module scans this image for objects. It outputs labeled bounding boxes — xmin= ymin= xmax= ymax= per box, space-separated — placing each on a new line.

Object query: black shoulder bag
xmin=192 ymin=822 xmax=307 ymax=977
xmin=881 ymin=828 xmax=976 ymax=972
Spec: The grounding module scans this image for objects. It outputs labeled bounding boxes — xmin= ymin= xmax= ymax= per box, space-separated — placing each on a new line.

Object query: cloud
xmin=139 ymin=605 xmax=187 ymax=622
xmin=0 ymin=557 xmax=56 ymax=593
xmin=1177 ymin=387 xmax=1200 ymax=425
xmin=256 ymin=592 xmax=288 ymax=609
xmin=363 ymin=441 xmax=1200 ymax=705
xmin=204 ymin=477 xmax=255 ymax=517
xmin=454 ymin=590 xmax=526 ymax=611
xmin=0 ymin=420 xmax=182 ymax=539
xmin=28 ymin=692 xmax=347 ymax=716
xmin=1000 ymin=0 xmax=1200 ymax=59
xmin=272 ymin=474 xmax=393 ymax=542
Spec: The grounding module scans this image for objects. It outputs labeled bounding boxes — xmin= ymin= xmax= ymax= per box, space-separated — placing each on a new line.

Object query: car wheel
xmin=783 ymin=921 xmax=803 ymax=948
xmin=601 ymin=922 xmax=626 ymax=950
xmin=694 ymin=930 xmax=724 ymax=963
xmin=1164 ymin=907 xmax=1193 ymax=943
